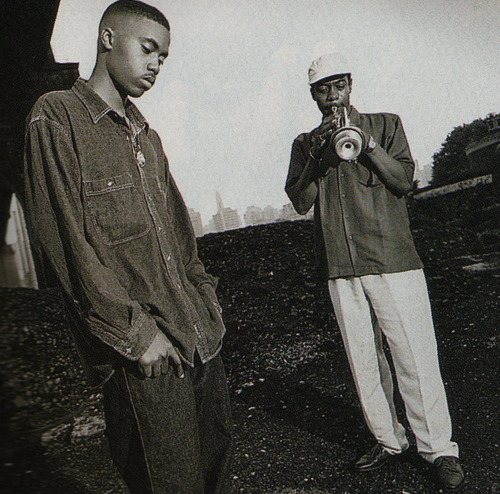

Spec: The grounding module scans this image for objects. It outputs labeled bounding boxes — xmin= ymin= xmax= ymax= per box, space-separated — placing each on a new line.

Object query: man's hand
xmin=355 ymin=128 xmax=376 ymax=154
xmin=310 ymin=111 xmax=341 ymax=159
xmin=138 ymin=332 xmax=184 ymax=379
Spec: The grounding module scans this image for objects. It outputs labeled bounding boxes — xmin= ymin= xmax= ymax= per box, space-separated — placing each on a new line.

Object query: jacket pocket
xmin=84 ymin=173 xmax=151 ymax=245
xmin=356 ymin=167 xmax=383 ymax=188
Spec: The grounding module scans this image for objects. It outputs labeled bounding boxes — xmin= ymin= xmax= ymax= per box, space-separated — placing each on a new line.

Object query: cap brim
xmin=309 ymin=72 xmax=351 ymax=86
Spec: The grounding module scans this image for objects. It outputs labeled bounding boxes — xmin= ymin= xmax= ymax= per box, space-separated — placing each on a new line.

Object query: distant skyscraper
xmin=213 ymin=192 xmax=225 ymax=231
xmin=244 ymin=206 xmax=264 ymax=225
xmin=244 ymin=205 xmax=280 ymax=226
xmin=263 ymin=205 xmax=278 ymax=223
xmin=206 ymin=218 xmax=216 ymax=234
xmin=212 ymin=213 xmax=224 ymax=232
xmin=279 ymin=202 xmax=313 ymax=221
xmin=280 ymin=202 xmax=302 ymax=221
xmin=216 ymin=191 xmax=224 ymax=212
xmin=223 ymin=209 xmax=242 ymax=230
xmin=414 ymin=161 xmax=433 ymax=188
xmin=205 ymin=218 xmax=216 ymax=234
xmin=212 ymin=192 xmax=242 ymax=232
xmin=187 ymin=207 xmax=204 ymax=237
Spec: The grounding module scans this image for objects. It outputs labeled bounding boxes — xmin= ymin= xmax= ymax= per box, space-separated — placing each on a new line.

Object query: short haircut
xmin=101 ymin=0 xmax=170 ymax=31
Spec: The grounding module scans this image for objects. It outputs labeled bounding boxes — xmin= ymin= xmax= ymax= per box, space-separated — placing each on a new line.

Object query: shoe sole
xmin=436 ymin=479 xmax=465 ymax=493
xmin=352 ymin=448 xmax=409 ymax=473
xmin=352 ymin=456 xmax=394 ymax=473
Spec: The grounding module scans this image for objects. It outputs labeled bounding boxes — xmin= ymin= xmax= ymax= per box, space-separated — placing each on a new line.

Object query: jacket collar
xmin=72 ymin=78 xmax=149 ymax=132
xmin=347 ymin=105 xmax=361 ymax=127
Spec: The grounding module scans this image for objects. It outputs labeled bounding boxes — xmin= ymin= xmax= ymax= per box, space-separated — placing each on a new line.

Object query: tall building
xmin=187 ymin=208 xmax=204 ymax=237
xmin=205 ymin=218 xmax=217 ymax=234
xmin=244 ymin=206 xmax=264 ymax=226
xmin=280 ymin=202 xmax=303 ymax=221
xmin=263 ymin=205 xmax=279 ymax=223
xmin=415 ymin=162 xmax=433 ymax=188
xmin=212 ymin=204 xmax=225 ymax=232
xmin=212 ymin=192 xmax=242 ymax=232
xmin=223 ymin=209 xmax=242 ymax=231
xmin=244 ymin=205 xmax=280 ymax=226
xmin=279 ymin=202 xmax=313 ymax=221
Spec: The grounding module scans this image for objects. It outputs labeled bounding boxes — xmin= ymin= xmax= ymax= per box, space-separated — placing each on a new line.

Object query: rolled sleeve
xmin=285 ymin=135 xmax=319 ymax=215
xmin=103 ymin=310 xmax=158 ymax=360
xmin=386 ymin=115 xmax=415 ymax=186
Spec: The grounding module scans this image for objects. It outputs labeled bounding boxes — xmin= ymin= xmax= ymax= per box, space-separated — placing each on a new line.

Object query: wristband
xmin=365 ymin=135 xmax=377 ymax=154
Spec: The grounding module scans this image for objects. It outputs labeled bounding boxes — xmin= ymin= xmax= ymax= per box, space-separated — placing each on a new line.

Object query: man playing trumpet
xmin=285 ymin=53 xmax=464 ymax=492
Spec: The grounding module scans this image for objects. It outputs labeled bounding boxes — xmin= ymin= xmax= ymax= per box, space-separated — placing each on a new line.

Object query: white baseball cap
xmin=308 ymin=53 xmax=351 ymax=85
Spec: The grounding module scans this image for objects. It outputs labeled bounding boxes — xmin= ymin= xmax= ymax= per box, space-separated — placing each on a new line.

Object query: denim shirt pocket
xmin=83 ymin=173 xmax=151 ymax=245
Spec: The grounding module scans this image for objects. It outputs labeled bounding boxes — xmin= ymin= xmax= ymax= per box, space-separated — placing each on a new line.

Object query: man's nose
xmin=327 ymin=86 xmax=339 ymax=100
xmin=148 ymin=59 xmax=160 ymax=75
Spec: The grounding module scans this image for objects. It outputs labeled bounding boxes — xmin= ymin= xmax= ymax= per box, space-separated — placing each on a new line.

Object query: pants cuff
xmin=419 ymin=444 xmax=460 ymax=463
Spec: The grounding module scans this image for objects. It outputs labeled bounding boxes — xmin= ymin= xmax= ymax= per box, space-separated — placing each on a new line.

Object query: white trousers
xmin=328 ymin=269 xmax=459 ymax=462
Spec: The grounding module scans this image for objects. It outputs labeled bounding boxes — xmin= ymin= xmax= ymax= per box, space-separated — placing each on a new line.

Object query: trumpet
xmin=328 ymin=107 xmax=365 ymax=161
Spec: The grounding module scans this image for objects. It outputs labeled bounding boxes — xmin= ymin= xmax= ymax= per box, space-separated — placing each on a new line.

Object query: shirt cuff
xmin=198 ymin=282 xmax=223 ymax=315
xmin=111 ymin=311 xmax=159 ymax=360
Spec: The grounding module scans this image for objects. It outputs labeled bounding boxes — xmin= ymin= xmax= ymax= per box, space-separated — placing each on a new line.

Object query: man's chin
xmin=128 ymin=87 xmax=147 ymax=98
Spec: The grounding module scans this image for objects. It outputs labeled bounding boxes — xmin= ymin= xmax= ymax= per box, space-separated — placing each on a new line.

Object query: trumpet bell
xmin=331 ymin=127 xmax=365 ymax=161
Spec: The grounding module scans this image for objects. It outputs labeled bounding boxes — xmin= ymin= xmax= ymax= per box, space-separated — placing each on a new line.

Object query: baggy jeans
xmin=328 ymin=269 xmax=459 ymax=462
xmin=103 ymin=354 xmax=233 ymax=494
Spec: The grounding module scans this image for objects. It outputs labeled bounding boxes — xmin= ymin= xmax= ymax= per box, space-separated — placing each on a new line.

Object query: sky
xmin=52 ymin=0 xmax=500 ymax=225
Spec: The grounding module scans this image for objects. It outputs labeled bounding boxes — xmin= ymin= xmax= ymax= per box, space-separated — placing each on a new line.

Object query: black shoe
xmin=353 ymin=443 xmax=400 ymax=472
xmin=434 ymin=456 xmax=465 ymax=492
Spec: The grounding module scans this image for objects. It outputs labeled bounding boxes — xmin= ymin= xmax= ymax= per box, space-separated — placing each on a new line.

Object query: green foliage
xmin=431 ymin=118 xmax=489 ymax=186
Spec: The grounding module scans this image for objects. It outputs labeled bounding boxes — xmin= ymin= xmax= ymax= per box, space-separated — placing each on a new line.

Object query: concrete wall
xmin=413 ymin=174 xmax=493 ymax=200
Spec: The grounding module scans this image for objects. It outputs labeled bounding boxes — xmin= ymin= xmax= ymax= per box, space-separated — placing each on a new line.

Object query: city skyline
xmin=189 ymin=192 xmax=313 ymax=236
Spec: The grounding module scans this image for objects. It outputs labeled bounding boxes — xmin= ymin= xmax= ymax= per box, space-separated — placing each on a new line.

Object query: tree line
xmin=431 ymin=114 xmax=496 ymax=186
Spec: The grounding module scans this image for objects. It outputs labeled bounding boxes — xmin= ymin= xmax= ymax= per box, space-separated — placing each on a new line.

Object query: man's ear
xmin=310 ymin=86 xmax=317 ymax=102
xmin=100 ymin=27 xmax=114 ymax=51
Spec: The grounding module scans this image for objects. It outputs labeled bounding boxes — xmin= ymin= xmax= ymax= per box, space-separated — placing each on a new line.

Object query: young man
xmin=285 ymin=53 xmax=464 ymax=492
xmin=23 ymin=1 xmax=232 ymax=492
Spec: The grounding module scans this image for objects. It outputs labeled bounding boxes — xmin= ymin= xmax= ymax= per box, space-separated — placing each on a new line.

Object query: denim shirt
xmin=24 ymin=79 xmax=225 ymax=384
xmin=286 ymin=106 xmax=423 ymax=279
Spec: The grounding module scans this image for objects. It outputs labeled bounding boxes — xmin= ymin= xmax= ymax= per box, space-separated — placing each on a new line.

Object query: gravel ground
xmin=0 ymin=212 xmax=499 ymax=494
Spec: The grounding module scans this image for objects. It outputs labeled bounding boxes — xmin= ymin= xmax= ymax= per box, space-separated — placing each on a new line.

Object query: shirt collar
xmin=124 ymin=98 xmax=150 ymax=133
xmin=72 ymin=78 xmax=150 ymax=132
xmin=347 ymin=106 xmax=361 ymax=127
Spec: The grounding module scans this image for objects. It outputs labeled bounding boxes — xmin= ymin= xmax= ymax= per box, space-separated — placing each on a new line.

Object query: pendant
xmin=136 ymin=150 xmax=146 ymax=167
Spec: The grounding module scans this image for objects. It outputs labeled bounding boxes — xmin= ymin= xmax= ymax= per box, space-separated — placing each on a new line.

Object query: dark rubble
xmin=0 ymin=212 xmax=498 ymax=494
